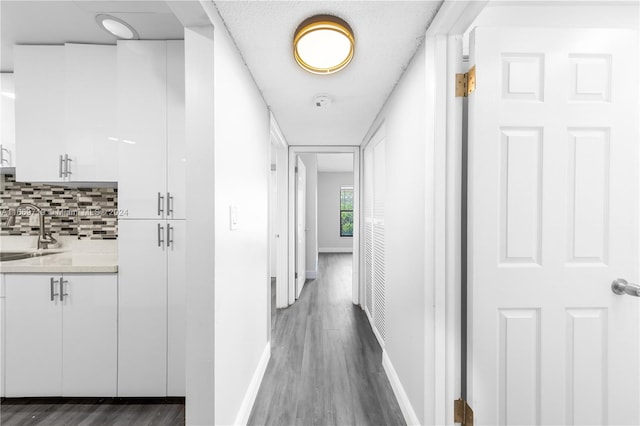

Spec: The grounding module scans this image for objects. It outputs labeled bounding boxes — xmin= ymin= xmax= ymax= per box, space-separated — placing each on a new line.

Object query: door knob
xmin=611 ymin=278 xmax=640 ymax=297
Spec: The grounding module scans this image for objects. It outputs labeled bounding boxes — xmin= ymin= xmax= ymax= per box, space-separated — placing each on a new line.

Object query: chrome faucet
xmin=5 ymin=203 xmax=57 ymax=249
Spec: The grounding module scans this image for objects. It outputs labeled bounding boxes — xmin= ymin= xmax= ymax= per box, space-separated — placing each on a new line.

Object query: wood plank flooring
xmin=249 ymin=253 xmax=405 ymax=426
xmin=0 ymin=397 xmax=185 ymax=425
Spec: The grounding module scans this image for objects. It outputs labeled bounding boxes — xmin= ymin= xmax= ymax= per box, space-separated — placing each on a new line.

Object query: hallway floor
xmin=248 ymin=253 xmax=405 ymax=426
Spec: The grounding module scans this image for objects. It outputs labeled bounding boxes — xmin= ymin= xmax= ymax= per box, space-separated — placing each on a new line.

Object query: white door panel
xmin=166 ymin=41 xmax=186 ymax=220
xmin=167 ymin=220 xmax=186 ymax=396
xmin=117 ymin=220 xmax=168 ymax=396
xmin=468 ymin=28 xmax=638 ymax=425
xmin=5 ymin=274 xmax=62 ymax=396
xmin=62 ymin=274 xmax=117 ymax=396
xmin=65 ymin=44 xmax=117 ymax=182
xmin=117 ymin=41 xmax=167 ymax=219
xmin=296 ymin=157 xmax=307 ymax=298
xmin=14 ymin=46 xmax=66 ymax=182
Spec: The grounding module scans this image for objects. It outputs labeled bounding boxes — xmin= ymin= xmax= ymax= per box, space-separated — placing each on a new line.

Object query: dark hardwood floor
xmin=0 ymin=397 xmax=185 ymax=425
xmin=249 ymin=253 xmax=405 ymax=426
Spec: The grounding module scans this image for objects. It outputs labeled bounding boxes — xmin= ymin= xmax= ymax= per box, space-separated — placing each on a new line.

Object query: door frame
xmin=286 ymin=145 xmax=361 ymax=306
xmin=421 ymin=1 xmax=487 ymax=424
xmin=270 ymin=114 xmax=289 ymax=310
xmin=294 ymin=156 xmax=307 ymax=299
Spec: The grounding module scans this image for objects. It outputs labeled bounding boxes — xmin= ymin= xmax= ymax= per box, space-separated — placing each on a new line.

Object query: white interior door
xmin=468 ymin=28 xmax=638 ymax=425
xmin=296 ymin=156 xmax=307 ymax=298
xmin=270 ymin=169 xmax=278 ymax=278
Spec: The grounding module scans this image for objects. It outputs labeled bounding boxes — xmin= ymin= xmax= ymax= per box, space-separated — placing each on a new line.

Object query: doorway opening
xmin=277 ymin=146 xmax=361 ymax=309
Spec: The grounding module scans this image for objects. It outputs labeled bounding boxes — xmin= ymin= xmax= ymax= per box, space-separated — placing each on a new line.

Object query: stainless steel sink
xmin=0 ymin=251 xmax=61 ymax=262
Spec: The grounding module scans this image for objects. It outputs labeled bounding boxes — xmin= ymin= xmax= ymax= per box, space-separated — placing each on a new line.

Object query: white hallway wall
xmin=363 ymin=41 xmax=428 ymax=422
xmin=299 ymin=153 xmax=318 ymax=278
xmin=317 ymin=171 xmax=354 ymax=252
xmin=209 ymin=9 xmax=270 ymax=426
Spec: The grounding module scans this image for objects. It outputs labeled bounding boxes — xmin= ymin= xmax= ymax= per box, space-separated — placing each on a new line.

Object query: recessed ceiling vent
xmin=313 ymin=94 xmax=333 ymax=108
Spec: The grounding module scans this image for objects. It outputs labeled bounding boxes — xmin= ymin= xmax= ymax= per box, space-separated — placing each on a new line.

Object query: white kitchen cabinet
xmin=117 ymin=40 xmax=185 ymax=220
xmin=1 ymin=73 xmax=16 ymax=168
xmin=64 ymin=44 xmax=118 ymax=182
xmin=14 ymin=46 xmax=66 ymax=182
xmin=118 ymin=219 xmax=186 ymax=397
xmin=167 ymin=220 xmax=186 ymax=396
xmin=14 ymin=44 xmax=117 ymax=182
xmin=62 ymin=274 xmax=118 ymax=396
xmin=4 ymin=273 xmax=117 ymax=397
xmin=1 ymin=274 xmax=5 ymax=398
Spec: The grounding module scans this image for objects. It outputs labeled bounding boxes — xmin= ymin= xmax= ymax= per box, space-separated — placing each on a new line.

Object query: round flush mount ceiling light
xmin=96 ymin=14 xmax=139 ymax=40
xmin=293 ymin=15 xmax=355 ymax=75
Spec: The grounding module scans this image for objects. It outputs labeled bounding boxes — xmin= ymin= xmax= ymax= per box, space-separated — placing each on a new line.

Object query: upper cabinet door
xmin=14 ymin=46 xmax=66 ymax=182
xmin=117 ymin=41 xmax=168 ymax=219
xmin=65 ymin=44 xmax=118 ymax=182
xmin=166 ymin=41 xmax=186 ymax=220
xmin=0 ymin=73 xmax=16 ymax=167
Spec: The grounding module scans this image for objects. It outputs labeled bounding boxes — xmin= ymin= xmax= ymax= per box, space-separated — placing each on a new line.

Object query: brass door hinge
xmin=454 ymin=398 xmax=474 ymax=426
xmin=455 ymin=66 xmax=476 ymax=97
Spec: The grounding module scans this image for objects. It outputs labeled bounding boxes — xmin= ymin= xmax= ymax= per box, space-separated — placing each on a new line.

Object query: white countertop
xmin=0 ymin=236 xmax=118 ymax=274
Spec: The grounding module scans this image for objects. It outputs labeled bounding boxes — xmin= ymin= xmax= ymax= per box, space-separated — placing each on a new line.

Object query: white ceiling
xmin=214 ymin=1 xmax=443 ymax=146
xmin=1 ymin=1 xmax=444 ymax=149
xmin=0 ymin=0 xmax=184 ymax=72
xmin=317 ymin=153 xmax=353 ymax=173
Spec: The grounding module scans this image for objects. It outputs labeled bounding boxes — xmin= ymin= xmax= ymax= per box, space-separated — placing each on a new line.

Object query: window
xmin=340 ymin=185 xmax=354 ymax=237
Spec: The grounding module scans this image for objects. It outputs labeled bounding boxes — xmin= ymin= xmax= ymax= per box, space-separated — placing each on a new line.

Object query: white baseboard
xmin=306 ymin=271 xmax=317 ymax=279
xmin=382 ymin=350 xmax=420 ymax=426
xmin=364 ymin=307 xmax=385 ymax=349
xmin=234 ymin=342 xmax=271 ymax=426
xmin=318 ymin=247 xmax=353 ymax=253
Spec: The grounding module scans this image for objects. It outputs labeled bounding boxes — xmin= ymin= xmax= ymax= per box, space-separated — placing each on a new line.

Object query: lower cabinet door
xmin=167 ymin=220 xmax=186 ymax=396
xmin=118 ymin=220 xmax=168 ymax=396
xmin=5 ymin=274 xmax=63 ymax=397
xmin=62 ymin=274 xmax=117 ymax=396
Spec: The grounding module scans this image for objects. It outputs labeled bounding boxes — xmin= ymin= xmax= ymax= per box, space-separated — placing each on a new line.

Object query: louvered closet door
xmin=364 ymin=133 xmax=386 ymax=344
xmin=364 ymin=147 xmax=374 ymax=315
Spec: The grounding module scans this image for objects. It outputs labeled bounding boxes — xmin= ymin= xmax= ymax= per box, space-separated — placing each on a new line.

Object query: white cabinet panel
xmin=167 ymin=41 xmax=186 ymax=220
xmin=62 ymin=274 xmax=117 ymax=397
xmin=14 ymin=44 xmax=118 ymax=182
xmin=1 ymin=73 xmax=16 ymax=167
xmin=14 ymin=46 xmax=66 ymax=182
xmin=65 ymin=44 xmax=117 ymax=182
xmin=4 ymin=273 xmax=117 ymax=397
xmin=1 ymin=274 xmax=5 ymax=398
xmin=5 ymin=274 xmax=63 ymax=396
xmin=117 ymin=220 xmax=168 ymax=396
xmin=117 ymin=41 xmax=167 ymax=219
xmin=167 ymin=220 xmax=186 ymax=396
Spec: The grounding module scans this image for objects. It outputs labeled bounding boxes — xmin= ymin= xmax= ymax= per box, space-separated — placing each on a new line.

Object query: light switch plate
xmin=230 ymin=205 xmax=239 ymax=230
xmin=29 ymin=213 xmax=39 ymax=226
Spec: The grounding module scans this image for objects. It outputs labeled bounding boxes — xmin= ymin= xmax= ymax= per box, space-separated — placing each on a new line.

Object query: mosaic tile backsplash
xmin=0 ymin=174 xmax=117 ymax=239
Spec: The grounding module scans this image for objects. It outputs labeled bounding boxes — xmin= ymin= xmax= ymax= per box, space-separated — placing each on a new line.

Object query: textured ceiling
xmin=0 ymin=0 xmax=184 ymax=72
xmin=214 ymin=1 xmax=443 ymax=146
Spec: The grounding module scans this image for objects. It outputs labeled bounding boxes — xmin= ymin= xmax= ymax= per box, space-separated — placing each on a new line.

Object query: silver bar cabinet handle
xmin=611 ymin=279 xmax=640 ymax=297
xmin=50 ymin=277 xmax=60 ymax=301
xmin=158 ymin=223 xmax=165 ymax=247
xmin=59 ymin=155 xmax=64 ymax=178
xmin=65 ymin=154 xmax=72 ymax=177
xmin=157 ymin=192 xmax=165 ymax=217
xmin=167 ymin=192 xmax=174 ymax=217
xmin=60 ymin=278 xmax=69 ymax=301
xmin=167 ymin=224 xmax=174 ymax=248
